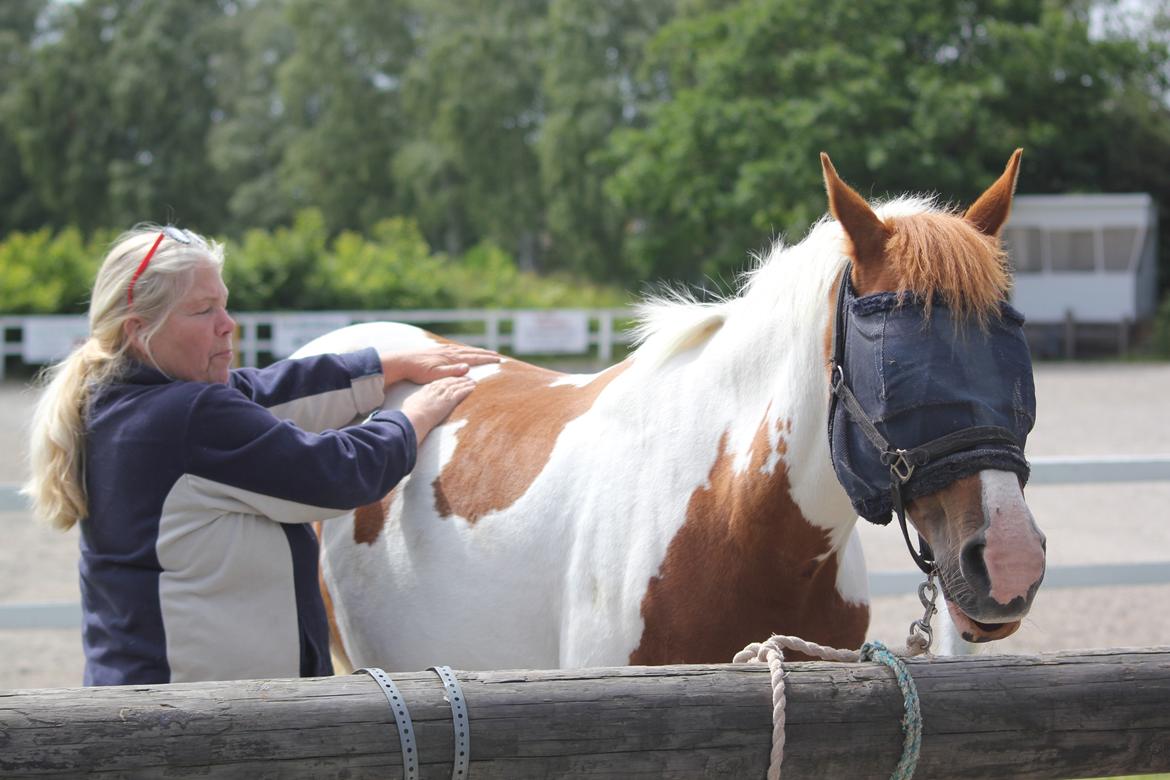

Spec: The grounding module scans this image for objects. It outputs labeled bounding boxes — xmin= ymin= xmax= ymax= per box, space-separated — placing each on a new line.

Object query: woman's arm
xmin=184 ymin=383 xmax=415 ymax=524
xmin=230 ymin=348 xmax=385 ymax=433
xmin=183 ymin=376 xmax=474 ymax=524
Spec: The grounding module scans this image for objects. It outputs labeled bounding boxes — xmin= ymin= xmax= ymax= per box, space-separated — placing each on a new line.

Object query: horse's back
xmin=297 ymin=321 xmax=613 ymax=670
xmin=294 ymin=321 xmax=438 ymax=361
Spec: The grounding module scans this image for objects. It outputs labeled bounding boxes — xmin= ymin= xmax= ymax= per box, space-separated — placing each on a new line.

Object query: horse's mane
xmin=632 ymin=196 xmax=1010 ymax=364
xmin=629 ymin=287 xmax=732 ymax=365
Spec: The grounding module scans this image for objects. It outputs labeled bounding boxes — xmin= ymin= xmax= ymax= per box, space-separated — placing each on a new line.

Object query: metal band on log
xmin=1 ymin=648 xmax=1168 ymax=779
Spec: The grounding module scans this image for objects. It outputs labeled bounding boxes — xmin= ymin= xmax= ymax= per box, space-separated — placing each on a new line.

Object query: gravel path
xmin=2 ymin=363 xmax=1168 ymax=689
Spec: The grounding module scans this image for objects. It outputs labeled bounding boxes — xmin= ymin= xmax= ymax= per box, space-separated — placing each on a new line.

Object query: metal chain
xmin=905 ymin=574 xmax=939 ymax=656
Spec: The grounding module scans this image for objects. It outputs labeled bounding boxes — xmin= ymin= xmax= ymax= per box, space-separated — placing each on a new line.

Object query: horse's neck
xmin=730 ymin=253 xmax=851 ymax=547
xmin=645 ymin=244 xmax=855 ymax=554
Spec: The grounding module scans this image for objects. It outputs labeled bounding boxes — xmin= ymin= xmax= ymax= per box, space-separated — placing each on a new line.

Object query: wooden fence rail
xmin=2 ymin=648 xmax=1168 ymax=779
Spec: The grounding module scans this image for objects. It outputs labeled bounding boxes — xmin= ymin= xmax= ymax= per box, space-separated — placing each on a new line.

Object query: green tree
xmin=273 ymin=0 xmax=416 ymax=234
xmin=8 ymin=0 xmax=229 ymax=232
xmin=8 ymin=0 xmax=124 ymax=232
xmin=395 ymin=0 xmax=549 ymax=265
xmin=605 ymin=0 xmax=1170 ymax=284
xmin=102 ymin=0 xmax=231 ymax=229
xmin=0 ymin=0 xmax=49 ymax=234
xmin=1092 ymin=0 xmax=1170 ymax=292
xmin=539 ymin=0 xmax=675 ymax=282
xmin=207 ymin=0 xmax=299 ymax=233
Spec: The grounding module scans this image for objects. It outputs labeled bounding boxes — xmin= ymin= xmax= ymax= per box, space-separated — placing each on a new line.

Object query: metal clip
xmin=906 ymin=574 xmax=939 ymax=654
xmin=887 ymin=449 xmax=916 ymax=483
xmin=831 ymin=364 xmax=845 ymax=394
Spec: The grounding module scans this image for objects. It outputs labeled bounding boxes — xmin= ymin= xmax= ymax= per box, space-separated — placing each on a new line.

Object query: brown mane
xmin=882 ymin=209 xmax=1010 ymax=323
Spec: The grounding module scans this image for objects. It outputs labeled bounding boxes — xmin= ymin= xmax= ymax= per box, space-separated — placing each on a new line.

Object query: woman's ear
xmin=123 ymin=317 xmax=145 ymax=355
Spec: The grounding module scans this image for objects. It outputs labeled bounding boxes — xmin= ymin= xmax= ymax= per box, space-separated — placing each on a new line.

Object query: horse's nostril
xmin=960 ymin=539 xmax=989 ymax=587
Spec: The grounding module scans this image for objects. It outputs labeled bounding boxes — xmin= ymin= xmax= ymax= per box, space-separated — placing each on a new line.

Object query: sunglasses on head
xmin=126 ymin=227 xmax=196 ymax=306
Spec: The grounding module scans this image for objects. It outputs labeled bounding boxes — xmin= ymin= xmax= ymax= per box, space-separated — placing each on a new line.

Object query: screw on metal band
xmin=430 ymin=665 xmax=471 ymax=780
xmin=354 ymin=667 xmax=418 ymax=780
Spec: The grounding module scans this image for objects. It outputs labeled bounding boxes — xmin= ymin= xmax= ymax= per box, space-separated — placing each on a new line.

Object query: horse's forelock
xmin=881 ymin=203 xmax=1010 ymax=322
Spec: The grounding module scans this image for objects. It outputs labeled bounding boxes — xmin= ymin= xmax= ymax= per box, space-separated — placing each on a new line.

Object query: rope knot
xmin=734 ymin=635 xmax=924 ymax=780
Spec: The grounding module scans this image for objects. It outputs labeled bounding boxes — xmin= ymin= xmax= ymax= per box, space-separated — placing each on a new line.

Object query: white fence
xmin=0 ymin=309 xmax=635 ymax=381
xmin=3 ymin=456 xmax=1169 ymax=633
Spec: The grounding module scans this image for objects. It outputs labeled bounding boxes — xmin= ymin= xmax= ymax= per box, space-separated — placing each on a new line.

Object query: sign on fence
xmin=21 ymin=316 xmax=89 ymax=363
xmin=512 ymin=310 xmax=589 ymax=354
xmin=271 ymin=314 xmax=352 ymax=357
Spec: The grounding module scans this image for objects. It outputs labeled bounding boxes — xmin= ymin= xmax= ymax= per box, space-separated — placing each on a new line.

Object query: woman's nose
xmin=218 ymin=310 xmax=236 ymax=335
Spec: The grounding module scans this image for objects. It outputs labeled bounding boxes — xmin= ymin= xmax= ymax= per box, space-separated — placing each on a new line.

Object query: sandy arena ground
xmin=1 ymin=362 xmax=1168 ymax=689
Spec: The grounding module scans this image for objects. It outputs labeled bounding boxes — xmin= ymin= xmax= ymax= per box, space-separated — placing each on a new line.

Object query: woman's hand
xmin=381 ymin=345 xmax=500 ymax=388
xmin=400 ymin=376 xmax=477 ymax=443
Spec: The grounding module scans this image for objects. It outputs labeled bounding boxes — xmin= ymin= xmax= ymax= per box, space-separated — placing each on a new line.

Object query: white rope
xmin=733 ymin=632 xmax=930 ymax=780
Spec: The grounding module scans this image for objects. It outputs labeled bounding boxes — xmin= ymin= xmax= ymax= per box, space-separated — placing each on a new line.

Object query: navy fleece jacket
xmin=80 ymin=348 xmax=414 ymax=685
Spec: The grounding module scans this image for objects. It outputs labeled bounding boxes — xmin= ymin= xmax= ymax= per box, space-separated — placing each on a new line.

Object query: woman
xmin=25 ymin=225 xmax=498 ymax=686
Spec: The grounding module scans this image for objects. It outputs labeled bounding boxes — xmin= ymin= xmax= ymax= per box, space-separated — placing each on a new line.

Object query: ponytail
xmin=25 ymin=339 xmax=126 ymax=530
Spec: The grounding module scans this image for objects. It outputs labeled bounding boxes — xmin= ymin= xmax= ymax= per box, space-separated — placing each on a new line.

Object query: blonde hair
xmin=25 ymin=226 xmax=225 ymax=530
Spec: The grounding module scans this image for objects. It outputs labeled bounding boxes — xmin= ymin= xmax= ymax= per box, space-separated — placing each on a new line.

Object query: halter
xmin=827 ymin=263 xmax=1033 ymax=575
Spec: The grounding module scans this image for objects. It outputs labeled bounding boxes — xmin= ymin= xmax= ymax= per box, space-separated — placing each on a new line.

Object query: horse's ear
xmin=821 ymin=152 xmax=891 ymax=269
xmin=964 ymin=149 xmax=1023 ymax=237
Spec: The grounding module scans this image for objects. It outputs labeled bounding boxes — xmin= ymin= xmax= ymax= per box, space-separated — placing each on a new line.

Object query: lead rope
xmin=733 ymin=575 xmax=938 ymax=780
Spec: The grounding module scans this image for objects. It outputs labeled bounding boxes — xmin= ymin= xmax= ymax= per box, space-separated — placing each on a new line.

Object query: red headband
xmin=126 ymin=227 xmax=195 ymax=306
xmin=127 ymin=232 xmax=165 ymax=306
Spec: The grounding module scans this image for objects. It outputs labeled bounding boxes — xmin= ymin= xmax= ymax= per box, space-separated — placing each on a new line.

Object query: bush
xmin=222 ymin=210 xmax=330 ymax=311
xmin=0 ymin=227 xmax=104 ymax=313
xmin=323 ymin=218 xmax=453 ymax=310
xmin=0 ymin=213 xmax=628 ymax=314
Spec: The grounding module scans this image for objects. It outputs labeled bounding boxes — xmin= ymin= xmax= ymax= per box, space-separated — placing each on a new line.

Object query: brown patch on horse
xmin=353 ymin=487 xmax=397 ymax=545
xmin=313 ymin=521 xmax=353 ymax=673
xmin=433 ymin=359 xmax=630 ymax=524
xmin=905 ymin=474 xmax=984 ymax=562
xmin=629 ymin=415 xmax=868 ymax=665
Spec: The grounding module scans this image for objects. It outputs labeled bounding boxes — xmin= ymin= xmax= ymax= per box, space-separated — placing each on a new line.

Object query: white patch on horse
xmin=981 ymin=469 xmax=1044 ymax=606
xmin=835 ymin=526 xmax=869 ymax=605
xmin=550 ymin=373 xmax=598 ymax=388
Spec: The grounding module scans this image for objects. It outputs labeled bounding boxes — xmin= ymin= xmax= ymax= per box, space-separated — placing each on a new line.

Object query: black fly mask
xmin=827 ymin=262 xmax=1036 ymax=573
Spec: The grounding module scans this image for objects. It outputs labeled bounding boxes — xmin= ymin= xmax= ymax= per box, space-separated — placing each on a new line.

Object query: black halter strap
xmin=829 ymin=264 xmax=1022 ymax=576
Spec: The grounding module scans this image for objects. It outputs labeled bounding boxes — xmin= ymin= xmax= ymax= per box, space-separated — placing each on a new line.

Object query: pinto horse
xmin=296 ymin=151 xmax=1046 ymax=671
